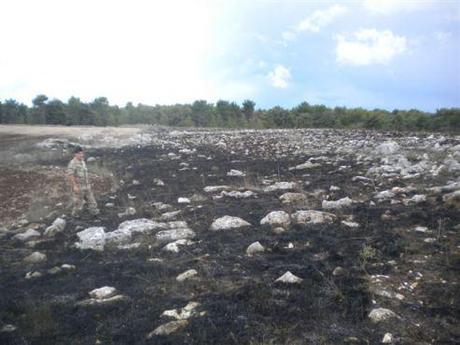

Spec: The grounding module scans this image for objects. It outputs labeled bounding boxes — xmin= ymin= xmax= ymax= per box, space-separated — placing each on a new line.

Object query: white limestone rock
xmin=160 ymin=210 xmax=182 ymax=221
xmin=341 ymin=221 xmax=360 ymax=228
xmin=322 ymin=197 xmax=353 ymax=209
xmin=260 ymin=211 xmax=291 ymax=228
xmin=382 ymin=333 xmax=393 ymax=344
xmin=227 ymin=169 xmax=246 ymax=177
xmin=263 ymin=182 xmax=296 ymax=193
xmin=147 ymin=320 xmax=189 ymax=338
xmin=89 ymin=286 xmax=117 ymax=300
xmin=156 ymin=228 xmax=196 ymax=243
xmin=288 ymin=161 xmax=320 ymax=171
xmin=221 ymin=190 xmax=256 ymax=199
xmin=44 ymin=217 xmax=66 ymax=236
xmin=162 ymin=302 xmax=201 ymax=320
xmin=75 ymin=227 xmax=107 ymax=251
xmin=246 ymin=241 xmax=265 ymax=256
xmin=376 ymin=141 xmax=400 ymax=155
xmin=291 ymin=210 xmax=336 ymax=224
xmin=23 ymin=251 xmax=47 ymax=264
xmin=275 ymin=271 xmax=303 ymax=284
xmin=204 ymin=185 xmax=231 ymax=193
xmin=368 ymin=308 xmax=398 ymax=323
xmin=14 ymin=229 xmax=41 ymax=241
xmin=279 ymin=192 xmax=307 ymax=204
xmin=176 ymin=269 xmax=198 ymax=282
xmin=210 ymin=216 xmax=251 ymax=231
xmin=178 ymin=197 xmax=191 ymax=204
xmin=163 ymin=239 xmax=193 ymax=253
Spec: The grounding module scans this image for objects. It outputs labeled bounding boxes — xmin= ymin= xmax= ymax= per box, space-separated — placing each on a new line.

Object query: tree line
xmin=0 ymin=95 xmax=458 ymax=132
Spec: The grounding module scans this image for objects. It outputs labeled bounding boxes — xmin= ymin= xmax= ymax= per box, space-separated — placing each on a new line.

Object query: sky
xmin=0 ymin=0 xmax=459 ymax=112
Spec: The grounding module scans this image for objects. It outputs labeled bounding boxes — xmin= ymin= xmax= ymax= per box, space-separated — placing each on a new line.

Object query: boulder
xmin=382 ymin=333 xmax=393 ymax=344
xmin=162 ymin=302 xmax=201 ymax=320
xmin=14 ymin=229 xmax=41 ymax=242
xmin=322 ymin=197 xmax=353 ymax=209
xmin=246 ymin=241 xmax=265 ymax=256
xmin=288 ymin=161 xmax=320 ymax=171
xmin=260 ymin=211 xmax=291 ymax=228
xmin=375 ymin=141 xmax=400 ymax=155
xmin=160 ymin=211 xmax=181 ymax=221
xmin=178 ymin=197 xmax=191 ymax=204
xmin=23 ymin=251 xmax=47 ymax=264
xmin=203 ymin=185 xmax=231 ymax=193
xmin=291 ymin=210 xmax=336 ymax=224
xmin=368 ymin=308 xmax=398 ymax=323
xmin=263 ymin=182 xmax=296 ymax=193
xmin=89 ymin=286 xmax=118 ymax=300
xmin=44 ymin=217 xmax=66 ymax=236
xmin=279 ymin=192 xmax=307 ymax=204
xmin=275 ymin=271 xmax=303 ymax=284
xmin=209 ymin=216 xmax=251 ymax=231
xmin=75 ymin=227 xmax=107 ymax=251
xmin=156 ymin=229 xmax=196 ymax=243
xmin=221 ymin=190 xmax=256 ymax=199
xmin=162 ymin=239 xmax=193 ymax=253
xmin=176 ymin=269 xmax=198 ymax=282
xmin=227 ymin=169 xmax=245 ymax=177
xmin=147 ymin=320 xmax=189 ymax=338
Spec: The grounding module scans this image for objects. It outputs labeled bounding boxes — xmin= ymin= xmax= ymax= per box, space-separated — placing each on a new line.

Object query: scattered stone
xmin=156 ymin=228 xmax=196 ymax=243
xmin=204 ymin=185 xmax=231 ymax=193
xmin=147 ymin=320 xmax=189 ymax=338
xmin=210 ymin=216 xmax=251 ymax=231
xmin=160 ymin=210 xmax=182 ymax=221
xmin=260 ymin=211 xmax=291 ymax=228
xmin=289 ymin=161 xmax=320 ymax=171
xmin=263 ymin=181 xmax=296 ymax=193
xmin=75 ymin=227 xmax=107 ymax=251
xmin=44 ymin=217 xmax=66 ymax=236
xmin=163 ymin=239 xmax=193 ymax=253
xmin=332 ymin=266 xmax=347 ymax=276
xmin=1 ymin=324 xmax=17 ymax=333
xmin=89 ymin=286 xmax=117 ymax=300
xmin=178 ymin=197 xmax=191 ymax=204
xmin=272 ymin=227 xmax=286 ymax=234
xmin=279 ymin=192 xmax=307 ymax=204
xmin=275 ymin=271 xmax=303 ymax=284
xmin=23 ymin=251 xmax=47 ymax=264
xmin=382 ymin=333 xmax=393 ymax=344
xmin=330 ymin=185 xmax=341 ymax=191
xmin=341 ymin=221 xmax=360 ymax=228
xmin=424 ymin=238 xmax=436 ymax=243
xmin=61 ymin=264 xmax=76 ymax=271
xmin=376 ymin=141 xmax=400 ymax=155
xmin=368 ymin=308 xmax=398 ymax=323
xmin=47 ymin=266 xmax=62 ymax=275
xmin=25 ymin=271 xmax=43 ymax=279
xmin=14 ymin=229 xmax=41 ymax=241
xmin=221 ymin=190 xmax=256 ymax=198
xmin=322 ymin=197 xmax=353 ymax=209
xmin=117 ymin=207 xmax=136 ymax=218
xmin=375 ymin=190 xmax=395 ymax=200
xmin=246 ymin=241 xmax=265 ymax=256
xmin=227 ymin=169 xmax=245 ymax=177
xmin=154 ymin=178 xmax=165 ymax=186
xmin=162 ymin=302 xmax=201 ymax=320
xmin=291 ymin=210 xmax=336 ymax=224
xmin=176 ymin=269 xmax=198 ymax=282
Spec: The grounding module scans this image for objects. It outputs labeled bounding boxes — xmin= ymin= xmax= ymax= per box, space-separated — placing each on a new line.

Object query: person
xmin=66 ymin=146 xmax=99 ymax=217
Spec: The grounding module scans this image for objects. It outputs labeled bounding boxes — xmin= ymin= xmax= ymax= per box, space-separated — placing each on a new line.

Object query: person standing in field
xmin=66 ymin=146 xmax=100 ymax=217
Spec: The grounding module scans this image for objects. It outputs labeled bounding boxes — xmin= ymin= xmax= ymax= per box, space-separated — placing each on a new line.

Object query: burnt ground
xmin=0 ymin=127 xmax=459 ymax=345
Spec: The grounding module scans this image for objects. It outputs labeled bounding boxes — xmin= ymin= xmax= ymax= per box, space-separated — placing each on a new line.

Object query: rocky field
xmin=0 ymin=125 xmax=459 ymax=345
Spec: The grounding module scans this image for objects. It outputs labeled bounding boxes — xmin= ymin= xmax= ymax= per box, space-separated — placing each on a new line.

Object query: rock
xmin=376 ymin=141 xmax=400 ymax=155
xmin=227 ymin=169 xmax=245 ymax=177
xmin=89 ymin=286 xmax=118 ymax=300
xmin=322 ymin=197 xmax=353 ymax=209
xmin=176 ymin=269 xmax=198 ymax=282
xmin=403 ymin=194 xmax=426 ymax=205
xmin=75 ymin=227 xmax=107 ymax=251
xmin=87 ymin=156 xmax=96 ymax=162
xmin=330 ymin=185 xmax=341 ymax=191
xmin=162 ymin=239 xmax=193 ymax=253
xmin=1 ymin=324 xmax=17 ymax=333
xmin=264 ymin=181 xmax=296 ymax=192
xmin=77 ymin=294 xmax=127 ymax=306
xmin=246 ymin=241 xmax=265 ymax=256
xmin=260 ymin=211 xmax=291 ymax=228
xmin=44 ymin=217 xmax=66 ymax=236
xmin=291 ymin=210 xmax=336 ymax=224
xmin=147 ymin=320 xmax=189 ymax=338
xmin=14 ymin=229 xmax=41 ymax=241
xmin=23 ymin=251 xmax=47 ymax=264
xmin=221 ymin=190 xmax=256 ymax=198
xmin=443 ymin=190 xmax=460 ymax=208
xmin=156 ymin=228 xmax=196 ymax=243
xmin=289 ymin=161 xmax=320 ymax=171
xmin=382 ymin=333 xmax=393 ymax=343
xmin=275 ymin=271 xmax=303 ymax=284
xmin=117 ymin=207 xmax=136 ymax=218
xmin=154 ymin=178 xmax=165 ymax=186
xmin=61 ymin=264 xmax=76 ymax=271
xmin=25 ymin=271 xmax=43 ymax=279
xmin=332 ymin=266 xmax=347 ymax=276
xmin=162 ymin=302 xmax=201 ymax=320
xmin=375 ymin=190 xmax=395 ymax=200
xmin=160 ymin=210 xmax=181 ymax=221
xmin=204 ymin=185 xmax=231 ymax=193
xmin=341 ymin=221 xmax=360 ymax=228
xmin=210 ymin=216 xmax=251 ymax=231
xmin=272 ymin=227 xmax=286 ymax=234
xmin=368 ymin=308 xmax=398 ymax=323
xmin=279 ymin=192 xmax=307 ymax=204
xmin=47 ymin=266 xmax=62 ymax=275
xmin=178 ymin=197 xmax=191 ymax=204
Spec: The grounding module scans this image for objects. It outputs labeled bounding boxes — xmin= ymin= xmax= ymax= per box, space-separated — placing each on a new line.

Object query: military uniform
xmin=66 ymin=157 xmax=99 ymax=216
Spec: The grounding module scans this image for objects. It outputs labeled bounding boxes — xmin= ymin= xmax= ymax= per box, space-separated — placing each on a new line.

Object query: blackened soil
xmin=0 ymin=140 xmax=459 ymax=345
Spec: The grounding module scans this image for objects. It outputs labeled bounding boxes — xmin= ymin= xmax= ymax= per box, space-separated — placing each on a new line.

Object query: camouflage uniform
xmin=66 ymin=157 xmax=99 ymax=216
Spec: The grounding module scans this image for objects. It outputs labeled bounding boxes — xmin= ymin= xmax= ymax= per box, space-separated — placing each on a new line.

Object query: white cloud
xmin=336 ymin=29 xmax=407 ymax=66
xmin=267 ymin=65 xmax=291 ymax=88
xmin=434 ymin=31 xmax=453 ymax=45
xmin=362 ymin=0 xmax=433 ymax=14
xmin=297 ymin=4 xmax=348 ymax=33
xmin=282 ymin=31 xmax=297 ymax=41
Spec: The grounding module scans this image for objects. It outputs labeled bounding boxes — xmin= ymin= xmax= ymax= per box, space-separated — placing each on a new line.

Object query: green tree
xmin=242 ymin=99 xmax=255 ymax=121
xmin=31 ymin=94 xmax=49 ymax=124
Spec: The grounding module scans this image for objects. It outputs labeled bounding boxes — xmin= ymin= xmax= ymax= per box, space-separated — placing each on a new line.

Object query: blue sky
xmin=1 ymin=0 xmax=459 ymax=112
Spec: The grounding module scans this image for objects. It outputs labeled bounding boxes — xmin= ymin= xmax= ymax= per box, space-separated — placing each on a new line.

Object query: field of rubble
xmin=0 ymin=125 xmax=459 ymax=345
